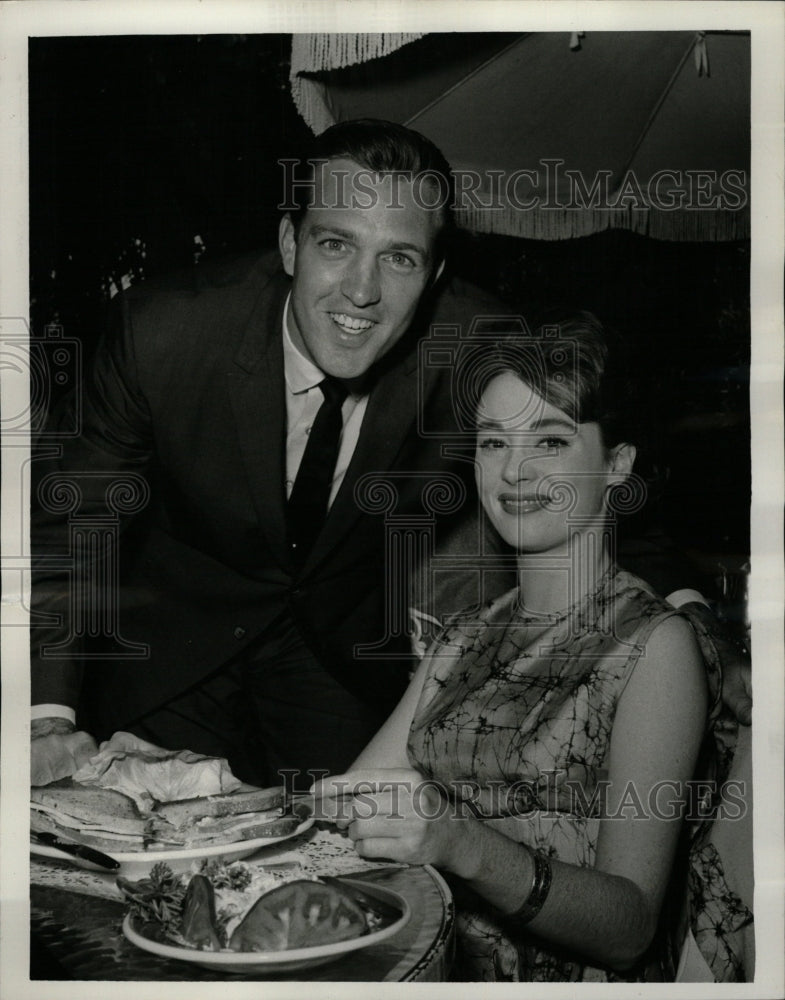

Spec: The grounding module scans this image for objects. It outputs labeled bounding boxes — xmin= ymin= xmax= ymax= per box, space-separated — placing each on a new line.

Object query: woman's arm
xmin=588 ymin=614 xmax=709 ymax=959
xmin=498 ymin=612 xmax=709 ymax=969
xmin=316 ymin=614 xmax=708 ymax=972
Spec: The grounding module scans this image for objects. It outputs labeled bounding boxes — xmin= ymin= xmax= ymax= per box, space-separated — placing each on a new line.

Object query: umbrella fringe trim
xmin=457 ymin=205 xmax=749 ymax=243
xmin=290 ymin=33 xmax=424 ymax=135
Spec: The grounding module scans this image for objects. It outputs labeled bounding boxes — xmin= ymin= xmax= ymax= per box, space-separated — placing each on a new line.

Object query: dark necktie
xmin=287 ymin=376 xmax=349 ymax=569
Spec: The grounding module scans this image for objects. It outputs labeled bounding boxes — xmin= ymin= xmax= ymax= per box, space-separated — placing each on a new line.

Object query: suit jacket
xmin=31 ymin=250 xmax=506 ymax=733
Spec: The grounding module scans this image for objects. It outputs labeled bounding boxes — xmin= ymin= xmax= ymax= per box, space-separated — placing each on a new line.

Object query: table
xmin=30 ymin=825 xmax=455 ymax=982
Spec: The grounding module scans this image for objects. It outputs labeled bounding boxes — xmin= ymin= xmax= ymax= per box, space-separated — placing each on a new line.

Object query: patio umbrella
xmin=289 ymin=31 xmax=750 ymax=241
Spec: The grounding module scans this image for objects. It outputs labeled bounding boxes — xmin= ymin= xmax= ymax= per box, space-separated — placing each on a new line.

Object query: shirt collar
xmin=282 ymin=292 xmax=325 ymax=395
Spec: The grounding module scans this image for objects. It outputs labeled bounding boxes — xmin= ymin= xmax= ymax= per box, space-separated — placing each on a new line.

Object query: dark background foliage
xmin=28 ymin=34 xmax=750 ymax=621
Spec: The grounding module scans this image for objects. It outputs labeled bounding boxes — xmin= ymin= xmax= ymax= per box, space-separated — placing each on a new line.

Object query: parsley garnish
xmin=116 ymin=862 xmax=187 ymax=941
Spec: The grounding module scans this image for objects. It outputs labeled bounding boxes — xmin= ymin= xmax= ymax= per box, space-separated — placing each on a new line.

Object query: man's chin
xmin=318 ymin=356 xmax=373 ymax=382
xmin=318 ymin=340 xmax=389 ymax=378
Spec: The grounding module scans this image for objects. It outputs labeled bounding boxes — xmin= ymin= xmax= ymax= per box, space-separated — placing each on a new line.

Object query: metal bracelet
xmin=507 ymin=848 xmax=553 ymax=925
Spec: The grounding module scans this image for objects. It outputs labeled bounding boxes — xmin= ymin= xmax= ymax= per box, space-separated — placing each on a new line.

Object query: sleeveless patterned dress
xmin=406 ymin=565 xmax=706 ymax=982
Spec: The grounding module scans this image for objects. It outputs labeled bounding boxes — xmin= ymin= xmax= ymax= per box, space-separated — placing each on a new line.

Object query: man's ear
xmin=609 ymin=442 xmax=636 ymax=478
xmin=279 ymin=214 xmax=297 ymax=277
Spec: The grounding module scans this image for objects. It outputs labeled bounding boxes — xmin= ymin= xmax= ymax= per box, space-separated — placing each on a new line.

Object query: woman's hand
xmin=311 ymin=768 xmax=476 ymax=872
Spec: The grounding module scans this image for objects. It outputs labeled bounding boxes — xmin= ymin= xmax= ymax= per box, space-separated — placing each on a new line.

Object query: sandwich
xmin=31 ymin=778 xmax=304 ymax=853
xmin=31 ymin=782 xmax=151 ymax=853
xmin=148 ymin=786 xmax=303 ymax=849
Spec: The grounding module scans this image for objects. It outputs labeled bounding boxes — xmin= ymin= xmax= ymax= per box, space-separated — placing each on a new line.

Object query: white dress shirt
xmin=282 ymin=294 xmax=369 ymax=506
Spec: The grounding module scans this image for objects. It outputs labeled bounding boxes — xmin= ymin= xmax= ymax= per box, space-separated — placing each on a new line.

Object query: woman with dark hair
xmin=315 ymin=311 xmax=711 ymax=981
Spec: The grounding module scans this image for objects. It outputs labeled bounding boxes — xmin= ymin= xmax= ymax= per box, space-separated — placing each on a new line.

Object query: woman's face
xmin=475 ymin=371 xmax=633 ymax=555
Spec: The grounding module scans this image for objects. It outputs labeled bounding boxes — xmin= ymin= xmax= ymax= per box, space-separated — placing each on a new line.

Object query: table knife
xmin=31 ymin=831 xmax=120 ymax=871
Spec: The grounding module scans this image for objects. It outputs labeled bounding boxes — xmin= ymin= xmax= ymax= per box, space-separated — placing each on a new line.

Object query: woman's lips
xmin=498 ymin=494 xmax=548 ymax=514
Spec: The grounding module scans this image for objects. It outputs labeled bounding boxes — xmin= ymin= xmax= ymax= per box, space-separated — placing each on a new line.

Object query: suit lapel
xmin=227 ymin=271 xmax=290 ymax=569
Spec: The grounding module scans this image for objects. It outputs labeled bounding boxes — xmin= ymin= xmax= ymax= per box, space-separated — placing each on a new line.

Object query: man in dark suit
xmin=30 ymin=119 xmax=504 ymax=789
xmin=31 ymin=118 xmax=751 ymax=791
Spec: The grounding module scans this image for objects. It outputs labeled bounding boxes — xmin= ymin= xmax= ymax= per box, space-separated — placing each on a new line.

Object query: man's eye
xmin=386 ymin=252 xmax=415 ymax=269
xmin=478 ymin=437 xmax=506 ymax=450
xmin=319 ymin=238 xmax=346 ymax=252
xmin=538 ymin=437 xmax=568 ymax=449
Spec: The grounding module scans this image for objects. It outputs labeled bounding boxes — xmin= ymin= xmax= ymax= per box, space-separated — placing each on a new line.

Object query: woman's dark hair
xmin=286 ymin=118 xmax=455 ymax=256
xmin=462 ymin=309 xmax=640 ymax=449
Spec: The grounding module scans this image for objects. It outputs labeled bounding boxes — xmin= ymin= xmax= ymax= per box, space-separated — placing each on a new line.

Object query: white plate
xmin=121 ymin=878 xmax=410 ymax=974
xmin=31 ymin=815 xmax=314 ymax=878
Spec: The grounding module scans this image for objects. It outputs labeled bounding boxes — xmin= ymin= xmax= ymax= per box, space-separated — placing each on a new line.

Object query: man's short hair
xmin=287 ymin=118 xmax=455 ymax=256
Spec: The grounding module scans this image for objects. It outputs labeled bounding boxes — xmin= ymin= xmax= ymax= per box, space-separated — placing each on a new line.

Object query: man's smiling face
xmin=279 ymin=158 xmax=445 ymax=380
